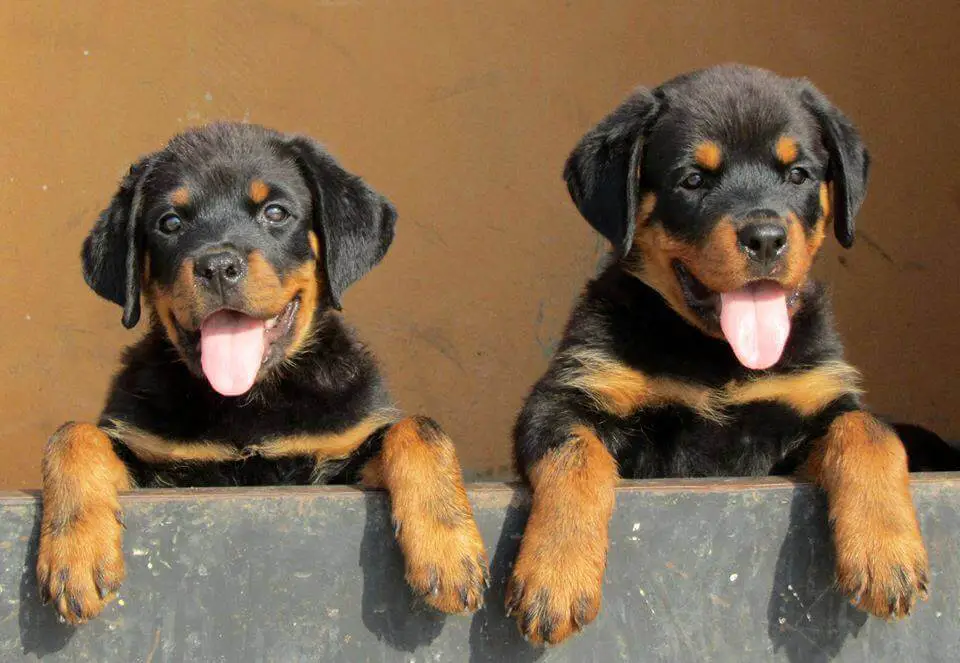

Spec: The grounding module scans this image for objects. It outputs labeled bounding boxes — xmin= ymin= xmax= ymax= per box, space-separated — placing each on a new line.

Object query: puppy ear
xmin=285 ymin=136 xmax=397 ymax=309
xmin=81 ymin=157 xmax=156 ymax=328
xmin=563 ymin=87 xmax=661 ymax=257
xmin=799 ymin=82 xmax=870 ymax=248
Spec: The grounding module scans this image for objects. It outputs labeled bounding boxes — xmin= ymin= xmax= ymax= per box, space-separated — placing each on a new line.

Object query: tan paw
xmin=396 ymin=512 xmax=489 ymax=614
xmin=37 ymin=504 xmax=125 ymax=624
xmin=505 ymin=532 xmax=605 ymax=645
xmin=835 ymin=525 xmax=929 ymax=619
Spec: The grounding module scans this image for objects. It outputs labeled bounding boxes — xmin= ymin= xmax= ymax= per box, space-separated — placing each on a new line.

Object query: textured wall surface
xmin=3 ymin=477 xmax=960 ymax=662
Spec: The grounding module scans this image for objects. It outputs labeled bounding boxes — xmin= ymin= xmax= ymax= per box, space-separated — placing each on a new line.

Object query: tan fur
xmin=560 ymin=350 xmax=861 ymax=420
xmin=245 ymin=254 xmax=319 ymax=358
xmin=560 ymin=350 xmax=722 ymax=421
xmin=637 ymin=192 xmax=657 ymax=224
xmin=106 ymin=412 xmax=396 ymax=466
xmin=37 ymin=423 xmax=131 ymax=624
xmin=694 ymin=141 xmax=723 ymax=171
xmin=507 ymin=425 xmax=618 ymax=645
xmin=170 ymin=186 xmax=190 ymax=207
xmin=804 ymin=411 xmax=929 ymax=618
xmin=369 ymin=417 xmax=489 ymax=614
xmin=248 ymin=179 xmax=270 ymax=204
xmin=775 ymin=136 xmax=799 ymax=165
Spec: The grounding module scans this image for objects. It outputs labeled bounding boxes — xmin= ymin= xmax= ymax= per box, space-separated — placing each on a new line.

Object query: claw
xmin=573 ymin=596 xmax=589 ymax=629
xmin=428 ymin=569 xmax=440 ymax=597
xmin=68 ymin=596 xmax=84 ymax=621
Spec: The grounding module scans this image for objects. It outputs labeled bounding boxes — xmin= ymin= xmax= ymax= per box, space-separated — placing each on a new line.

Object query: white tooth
xmin=265 ymin=316 xmax=278 ymax=330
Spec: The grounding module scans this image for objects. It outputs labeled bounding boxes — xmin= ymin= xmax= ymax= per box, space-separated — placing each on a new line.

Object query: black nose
xmin=737 ymin=223 xmax=788 ymax=267
xmin=194 ymin=250 xmax=247 ymax=289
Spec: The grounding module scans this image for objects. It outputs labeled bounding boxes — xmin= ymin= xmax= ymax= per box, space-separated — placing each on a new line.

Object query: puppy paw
xmin=835 ymin=526 xmax=929 ymax=619
xmin=36 ymin=504 xmax=125 ymax=624
xmin=505 ymin=536 xmax=604 ymax=646
xmin=396 ymin=513 xmax=489 ymax=614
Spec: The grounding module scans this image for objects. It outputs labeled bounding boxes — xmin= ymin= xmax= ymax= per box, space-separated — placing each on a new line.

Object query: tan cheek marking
xmin=308 ymin=230 xmax=320 ymax=259
xmin=819 ymin=182 xmax=831 ymax=218
xmin=637 ymin=193 xmax=657 ymax=224
xmin=694 ymin=141 xmax=723 ymax=171
xmin=249 ymin=179 xmax=270 ymax=204
xmin=148 ymin=259 xmax=198 ymax=346
xmin=170 ymin=187 xmax=190 ymax=207
xmin=776 ymin=136 xmax=799 ymax=165
xmin=696 ymin=219 xmax=749 ymax=291
xmin=141 ymin=253 xmax=152 ymax=288
xmin=628 ymin=224 xmax=710 ymax=334
xmin=243 ymin=251 xmax=285 ymax=313
xmin=286 ymin=261 xmax=320 ymax=358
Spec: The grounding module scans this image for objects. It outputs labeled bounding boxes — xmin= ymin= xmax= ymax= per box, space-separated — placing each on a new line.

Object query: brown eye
xmin=159 ymin=213 xmax=182 ymax=234
xmin=263 ymin=204 xmax=289 ymax=224
xmin=787 ymin=167 xmax=808 ymax=185
xmin=680 ymin=172 xmax=704 ymax=190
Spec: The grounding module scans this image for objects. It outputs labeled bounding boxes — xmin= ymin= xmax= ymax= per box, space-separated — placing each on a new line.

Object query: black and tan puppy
xmin=37 ymin=123 xmax=488 ymax=624
xmin=508 ymin=65 xmax=939 ymax=645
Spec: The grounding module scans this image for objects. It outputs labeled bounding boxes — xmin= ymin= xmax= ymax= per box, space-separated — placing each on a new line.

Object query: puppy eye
xmin=787 ymin=167 xmax=809 ymax=185
xmin=263 ymin=204 xmax=289 ymax=224
xmin=680 ymin=172 xmax=704 ymax=190
xmin=158 ymin=213 xmax=182 ymax=234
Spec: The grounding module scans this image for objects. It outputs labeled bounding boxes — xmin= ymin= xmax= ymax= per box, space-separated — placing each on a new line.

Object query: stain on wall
xmin=1 ymin=1 xmax=957 ymax=488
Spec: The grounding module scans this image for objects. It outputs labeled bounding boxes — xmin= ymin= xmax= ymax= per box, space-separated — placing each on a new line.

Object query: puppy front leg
xmin=36 ymin=422 xmax=132 ymax=624
xmin=507 ymin=425 xmax=618 ymax=645
xmin=805 ymin=410 xmax=929 ymax=617
xmin=361 ymin=416 xmax=489 ymax=614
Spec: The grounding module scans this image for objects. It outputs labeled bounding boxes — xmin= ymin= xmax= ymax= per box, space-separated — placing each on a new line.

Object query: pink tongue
xmin=200 ymin=311 xmax=267 ymax=396
xmin=719 ymin=284 xmax=790 ymax=370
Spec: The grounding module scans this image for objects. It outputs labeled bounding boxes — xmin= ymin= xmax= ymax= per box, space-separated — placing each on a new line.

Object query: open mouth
xmin=672 ymin=261 xmax=800 ymax=370
xmin=194 ymin=296 xmax=301 ymax=397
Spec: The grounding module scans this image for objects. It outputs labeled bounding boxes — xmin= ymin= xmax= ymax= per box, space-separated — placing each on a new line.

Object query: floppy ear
xmin=563 ymin=87 xmax=661 ymax=257
xmin=285 ymin=136 xmax=398 ymax=309
xmin=799 ymin=82 xmax=870 ymax=248
xmin=81 ymin=157 xmax=156 ymax=328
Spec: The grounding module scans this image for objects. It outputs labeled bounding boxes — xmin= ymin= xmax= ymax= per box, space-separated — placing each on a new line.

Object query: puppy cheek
xmin=630 ymin=224 xmax=695 ymax=320
xmin=243 ymin=251 xmax=286 ymax=313
xmin=782 ymin=213 xmax=823 ymax=287
xmin=146 ymin=259 xmax=200 ymax=345
xmin=694 ymin=219 xmax=748 ymax=292
xmin=284 ymin=261 xmax=322 ymax=358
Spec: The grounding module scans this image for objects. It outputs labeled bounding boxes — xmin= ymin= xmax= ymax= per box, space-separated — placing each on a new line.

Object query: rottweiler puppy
xmin=508 ymin=64 xmax=945 ymax=645
xmin=37 ymin=123 xmax=489 ymax=624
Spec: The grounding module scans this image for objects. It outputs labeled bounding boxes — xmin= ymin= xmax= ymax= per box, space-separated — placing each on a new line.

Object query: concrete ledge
xmin=2 ymin=476 xmax=959 ymax=662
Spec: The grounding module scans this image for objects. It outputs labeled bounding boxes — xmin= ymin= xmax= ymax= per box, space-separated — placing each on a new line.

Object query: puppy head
xmin=564 ymin=64 xmax=869 ymax=369
xmin=82 ymin=122 xmax=396 ymax=396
